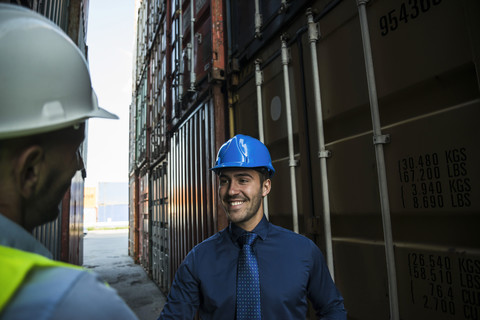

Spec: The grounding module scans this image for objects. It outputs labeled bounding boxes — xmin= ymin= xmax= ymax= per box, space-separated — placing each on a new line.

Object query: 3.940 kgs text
xmin=398 ymin=148 xmax=471 ymax=209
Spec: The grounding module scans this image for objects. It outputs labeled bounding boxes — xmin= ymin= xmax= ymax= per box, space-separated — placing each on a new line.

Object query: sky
xmin=84 ymin=0 xmax=136 ymax=188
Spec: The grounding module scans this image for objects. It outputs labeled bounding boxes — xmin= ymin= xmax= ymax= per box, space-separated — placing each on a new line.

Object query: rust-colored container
xmin=181 ymin=0 xmax=212 ymax=94
xmin=167 ymin=101 xmax=219 ymax=283
xmin=132 ymin=0 xmax=227 ymax=290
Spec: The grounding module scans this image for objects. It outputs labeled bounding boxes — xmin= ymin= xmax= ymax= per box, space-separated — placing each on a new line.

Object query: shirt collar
xmin=229 ymin=215 xmax=270 ymax=244
xmin=0 ymin=213 xmax=53 ymax=259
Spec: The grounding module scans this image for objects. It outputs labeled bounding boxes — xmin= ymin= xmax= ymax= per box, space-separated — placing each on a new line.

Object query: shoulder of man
xmin=1 ymin=266 xmax=138 ymax=320
xmin=268 ymin=223 xmax=312 ymax=242
xmin=267 ymin=222 xmax=322 ymax=253
xmin=181 ymin=228 xmax=232 ymax=266
xmin=192 ymin=227 xmax=230 ymax=250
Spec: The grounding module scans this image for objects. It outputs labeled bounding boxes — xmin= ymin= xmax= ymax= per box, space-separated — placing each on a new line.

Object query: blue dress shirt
xmin=159 ymin=216 xmax=346 ymax=319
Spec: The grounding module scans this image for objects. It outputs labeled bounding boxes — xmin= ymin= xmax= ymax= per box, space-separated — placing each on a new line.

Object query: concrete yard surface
xmin=83 ymin=229 xmax=166 ymax=320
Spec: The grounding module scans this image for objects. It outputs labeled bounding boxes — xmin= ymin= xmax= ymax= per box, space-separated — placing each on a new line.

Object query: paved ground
xmin=83 ymin=229 xmax=166 ymax=320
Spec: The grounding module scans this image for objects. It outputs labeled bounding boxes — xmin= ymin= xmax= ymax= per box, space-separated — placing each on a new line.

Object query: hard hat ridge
xmin=210 ymin=134 xmax=275 ymax=177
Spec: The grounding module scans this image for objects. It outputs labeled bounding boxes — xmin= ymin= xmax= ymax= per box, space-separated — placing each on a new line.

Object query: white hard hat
xmin=0 ymin=4 xmax=118 ymax=139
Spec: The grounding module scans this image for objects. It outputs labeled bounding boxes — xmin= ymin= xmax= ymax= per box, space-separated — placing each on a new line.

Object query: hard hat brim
xmin=89 ymin=106 xmax=119 ymax=120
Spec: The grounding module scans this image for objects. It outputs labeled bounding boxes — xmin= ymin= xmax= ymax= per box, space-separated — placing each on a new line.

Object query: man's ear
xmin=262 ymin=178 xmax=271 ymax=197
xmin=15 ymin=146 xmax=44 ymax=199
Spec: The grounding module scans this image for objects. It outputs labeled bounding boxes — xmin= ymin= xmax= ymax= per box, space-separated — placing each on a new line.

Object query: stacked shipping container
xmin=130 ymin=0 xmax=480 ymax=319
xmin=130 ymin=0 xmax=226 ymax=283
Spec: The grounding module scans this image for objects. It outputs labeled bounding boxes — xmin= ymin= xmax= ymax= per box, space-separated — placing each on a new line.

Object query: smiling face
xmin=218 ymin=168 xmax=271 ymax=231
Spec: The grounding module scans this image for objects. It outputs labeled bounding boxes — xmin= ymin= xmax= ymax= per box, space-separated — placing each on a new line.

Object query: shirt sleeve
xmin=53 ymin=270 xmax=140 ymax=320
xmin=158 ymin=250 xmax=200 ymax=320
xmin=307 ymin=242 xmax=347 ymax=320
xmin=1 ymin=267 xmax=139 ymax=320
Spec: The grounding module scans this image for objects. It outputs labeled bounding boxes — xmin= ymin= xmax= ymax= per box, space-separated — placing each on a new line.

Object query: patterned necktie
xmin=236 ymin=233 xmax=261 ymax=320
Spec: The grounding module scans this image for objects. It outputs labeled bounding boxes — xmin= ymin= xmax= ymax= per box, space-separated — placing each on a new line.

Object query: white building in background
xmin=84 ymin=182 xmax=128 ymax=228
xmin=97 ymin=182 xmax=128 ymax=227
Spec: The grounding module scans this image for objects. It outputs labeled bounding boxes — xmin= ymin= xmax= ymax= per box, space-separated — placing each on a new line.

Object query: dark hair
xmin=254 ymin=167 xmax=270 ymax=185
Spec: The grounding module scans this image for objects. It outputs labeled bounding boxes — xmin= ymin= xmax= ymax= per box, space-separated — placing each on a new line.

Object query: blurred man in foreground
xmin=0 ymin=4 xmax=137 ymax=319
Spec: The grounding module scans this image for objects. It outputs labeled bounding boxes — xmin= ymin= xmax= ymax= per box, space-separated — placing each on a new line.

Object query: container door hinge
xmin=373 ymin=134 xmax=390 ymax=145
xmin=318 ymin=150 xmax=331 ymax=158
xmin=289 ymin=159 xmax=299 ymax=167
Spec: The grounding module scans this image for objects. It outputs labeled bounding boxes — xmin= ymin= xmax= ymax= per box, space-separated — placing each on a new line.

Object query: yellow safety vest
xmin=0 ymin=245 xmax=82 ymax=312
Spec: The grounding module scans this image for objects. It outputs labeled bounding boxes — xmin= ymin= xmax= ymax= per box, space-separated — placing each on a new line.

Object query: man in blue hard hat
xmin=159 ymin=134 xmax=346 ymax=319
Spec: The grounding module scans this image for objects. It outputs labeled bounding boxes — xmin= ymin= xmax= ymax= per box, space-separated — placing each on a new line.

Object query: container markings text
xmin=379 ymin=0 xmax=443 ymax=37
xmin=397 ymin=148 xmax=471 ymax=210
xmin=407 ymin=251 xmax=480 ymax=318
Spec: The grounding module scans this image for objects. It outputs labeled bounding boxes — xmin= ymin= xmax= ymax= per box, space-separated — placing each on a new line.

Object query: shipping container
xmin=129 ymin=172 xmax=140 ymax=261
xmin=167 ymin=100 xmax=218 ymax=282
xmin=130 ymin=0 xmax=480 ymax=318
xmin=151 ymin=161 xmax=170 ymax=292
xmin=131 ymin=0 xmax=225 ymax=290
xmin=65 ymin=171 xmax=85 ymax=266
xmin=33 ymin=210 xmax=62 ymax=260
xmin=229 ymin=0 xmax=480 ymax=319
xmin=139 ymin=166 xmax=150 ymax=272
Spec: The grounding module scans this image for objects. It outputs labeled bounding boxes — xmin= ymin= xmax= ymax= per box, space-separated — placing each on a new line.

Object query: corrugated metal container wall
xmin=171 ymin=0 xmax=182 ymax=121
xmin=181 ymin=0 xmax=212 ymax=100
xmin=148 ymin=2 xmax=170 ymax=287
xmin=168 ymin=0 xmax=214 ymax=122
xmin=129 ymin=0 xmax=148 ymax=266
xmin=230 ymin=0 xmax=480 ymax=319
xmin=33 ymin=213 xmax=62 ymax=260
xmin=147 ymin=8 xmax=169 ymax=289
xmin=129 ymin=173 xmax=139 ymax=261
xmin=139 ymin=167 xmax=150 ymax=272
xmin=129 ymin=100 xmax=137 ymax=173
xmin=136 ymin=75 xmax=149 ymax=166
xmin=167 ymin=101 xmax=217 ymax=286
xmin=32 ymin=0 xmax=70 ymax=32
xmin=67 ymin=171 xmax=84 ymax=266
xmin=136 ymin=0 xmax=148 ymax=87
xmin=129 ymin=91 xmax=139 ymax=260
xmin=151 ymin=161 xmax=170 ymax=292
xmin=149 ymin=5 xmax=168 ymax=164
xmin=129 ymin=0 xmax=242 ymax=293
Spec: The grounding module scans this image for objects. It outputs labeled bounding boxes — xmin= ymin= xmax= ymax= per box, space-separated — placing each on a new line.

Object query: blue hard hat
xmin=210 ymin=134 xmax=275 ymax=177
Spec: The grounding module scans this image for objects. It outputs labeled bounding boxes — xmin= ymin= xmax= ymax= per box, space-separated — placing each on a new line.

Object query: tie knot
xmin=238 ymin=233 xmax=258 ymax=246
